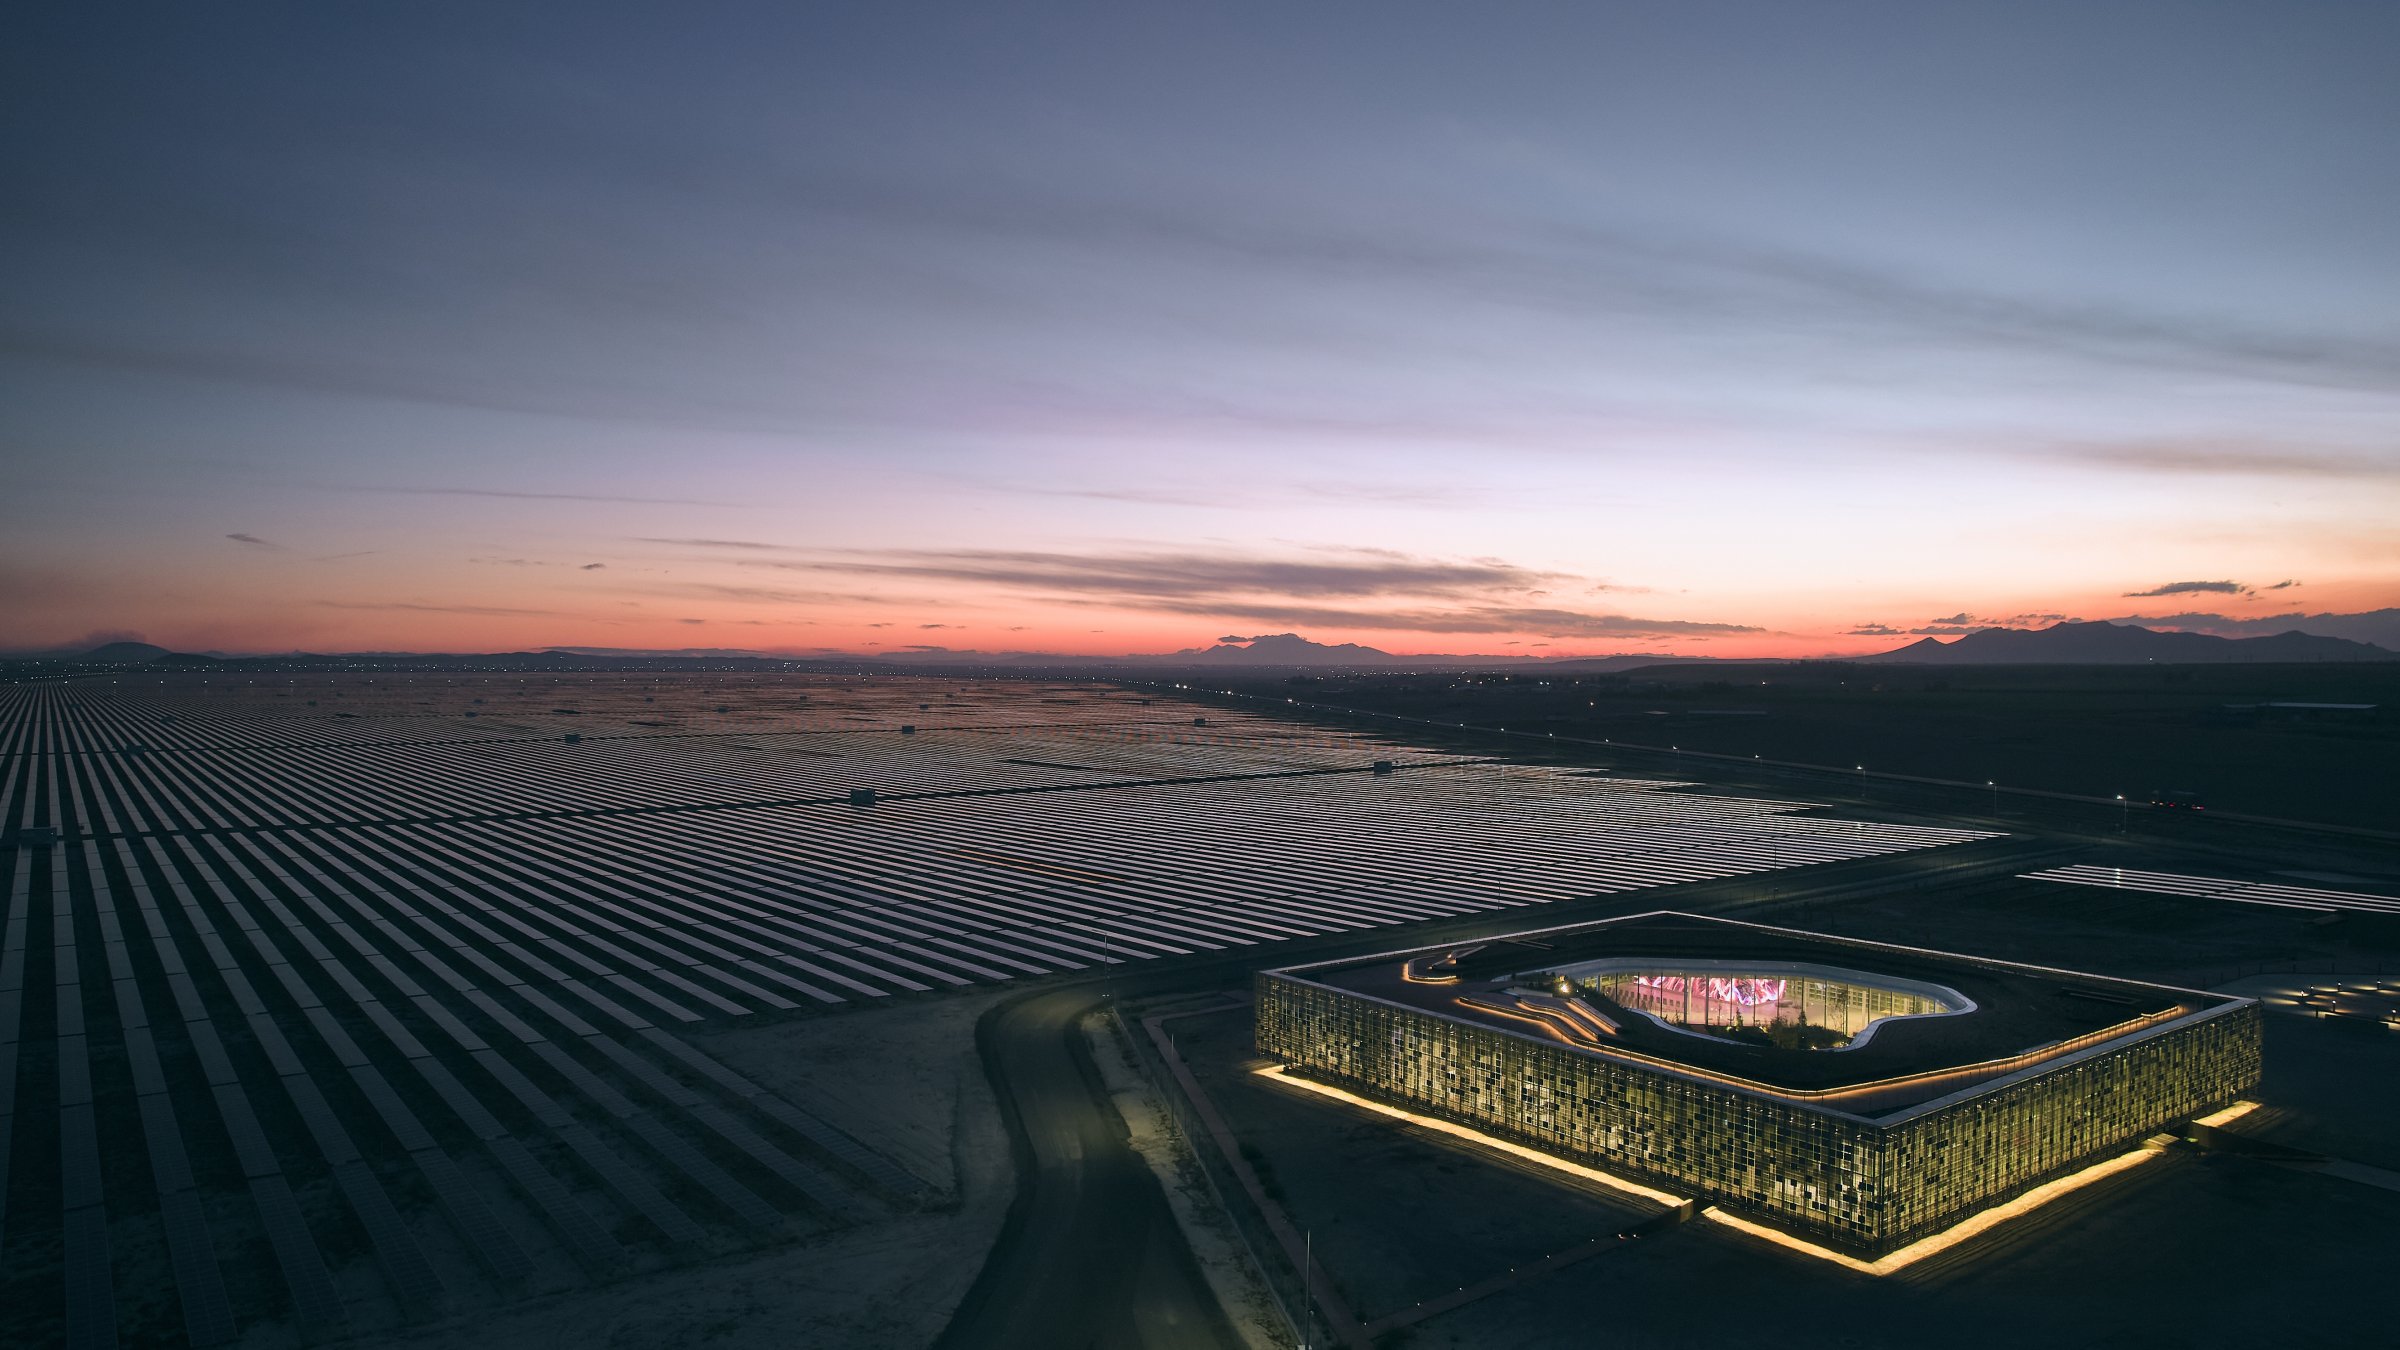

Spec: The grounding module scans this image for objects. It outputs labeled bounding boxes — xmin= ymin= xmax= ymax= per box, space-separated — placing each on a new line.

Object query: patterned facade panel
xmin=1876 ymin=1001 xmax=2260 ymax=1246
xmin=1255 ymin=972 xmax=2259 ymax=1255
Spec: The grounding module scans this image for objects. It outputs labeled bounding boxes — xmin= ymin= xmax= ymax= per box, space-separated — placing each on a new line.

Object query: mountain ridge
xmin=1858 ymin=620 xmax=2395 ymax=665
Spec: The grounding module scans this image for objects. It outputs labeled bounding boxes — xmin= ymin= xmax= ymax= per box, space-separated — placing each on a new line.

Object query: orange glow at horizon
xmin=19 ymin=553 xmax=2396 ymax=661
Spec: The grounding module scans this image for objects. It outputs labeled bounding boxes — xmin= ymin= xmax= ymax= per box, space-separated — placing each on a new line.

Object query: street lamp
xmin=2116 ymin=794 xmax=2128 ymax=835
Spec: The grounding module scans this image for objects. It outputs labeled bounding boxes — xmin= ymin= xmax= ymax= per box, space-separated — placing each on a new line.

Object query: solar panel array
xmin=0 ymin=673 xmax=1995 ymax=1345
xmin=2022 ymin=863 xmax=2400 ymax=918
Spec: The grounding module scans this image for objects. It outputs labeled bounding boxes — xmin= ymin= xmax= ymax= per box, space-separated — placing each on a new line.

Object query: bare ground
xmin=346 ymin=990 xmax=1014 ymax=1350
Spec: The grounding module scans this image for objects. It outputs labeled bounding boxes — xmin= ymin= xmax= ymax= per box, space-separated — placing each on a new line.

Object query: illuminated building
xmin=1255 ymin=912 xmax=2260 ymax=1256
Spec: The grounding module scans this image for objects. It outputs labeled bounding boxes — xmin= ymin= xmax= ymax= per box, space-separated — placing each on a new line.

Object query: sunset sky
xmin=5 ymin=2 xmax=2397 ymax=658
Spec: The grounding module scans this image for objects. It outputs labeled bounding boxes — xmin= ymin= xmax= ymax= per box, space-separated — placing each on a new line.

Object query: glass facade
xmin=1257 ymin=969 xmax=2261 ymax=1255
xmin=1569 ymin=965 xmax=1965 ymax=1050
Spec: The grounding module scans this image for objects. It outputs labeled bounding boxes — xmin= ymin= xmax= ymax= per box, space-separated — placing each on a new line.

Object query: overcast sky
xmin=5 ymin=1 xmax=2397 ymax=656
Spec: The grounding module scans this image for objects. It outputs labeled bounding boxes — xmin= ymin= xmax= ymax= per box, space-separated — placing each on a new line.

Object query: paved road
xmin=935 ymin=987 xmax=1245 ymax=1350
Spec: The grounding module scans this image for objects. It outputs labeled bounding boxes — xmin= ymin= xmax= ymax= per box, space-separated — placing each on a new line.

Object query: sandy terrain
xmin=349 ymin=990 xmax=1015 ymax=1350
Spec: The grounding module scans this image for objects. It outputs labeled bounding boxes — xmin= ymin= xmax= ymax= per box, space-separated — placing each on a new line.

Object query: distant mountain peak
xmin=542 ymin=646 xmax=780 ymax=659
xmin=1878 ymin=637 xmax=1953 ymax=657
xmin=1167 ymin=633 xmax=1398 ymax=664
xmin=80 ymin=640 xmax=172 ymax=662
xmin=1859 ymin=619 xmax=2395 ymax=665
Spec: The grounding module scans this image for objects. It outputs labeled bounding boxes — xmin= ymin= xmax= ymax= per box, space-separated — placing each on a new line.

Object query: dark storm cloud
xmin=2124 ymin=580 xmax=2248 ymax=597
xmin=1845 ymin=624 xmax=1903 ymax=636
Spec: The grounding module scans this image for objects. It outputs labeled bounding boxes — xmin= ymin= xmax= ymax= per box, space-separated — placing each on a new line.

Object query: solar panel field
xmin=0 ymin=673 xmax=1995 ymax=1346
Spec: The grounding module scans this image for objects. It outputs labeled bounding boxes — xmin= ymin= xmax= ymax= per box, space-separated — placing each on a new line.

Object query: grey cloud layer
xmin=1847 ymin=609 xmax=2075 ymax=637
xmin=641 ymin=542 xmax=1749 ymax=639
xmin=315 ymin=600 xmax=560 ymax=617
xmin=2071 ymin=442 xmax=2400 ymax=482
xmin=351 ymin=486 xmax=734 ymax=506
xmin=10 ymin=18 xmax=2397 ymax=473
xmin=9 ymin=3 xmax=2395 ymax=653
xmin=1136 ymin=599 xmax=1758 ymax=638
xmin=739 ymin=547 xmax=1562 ymax=600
